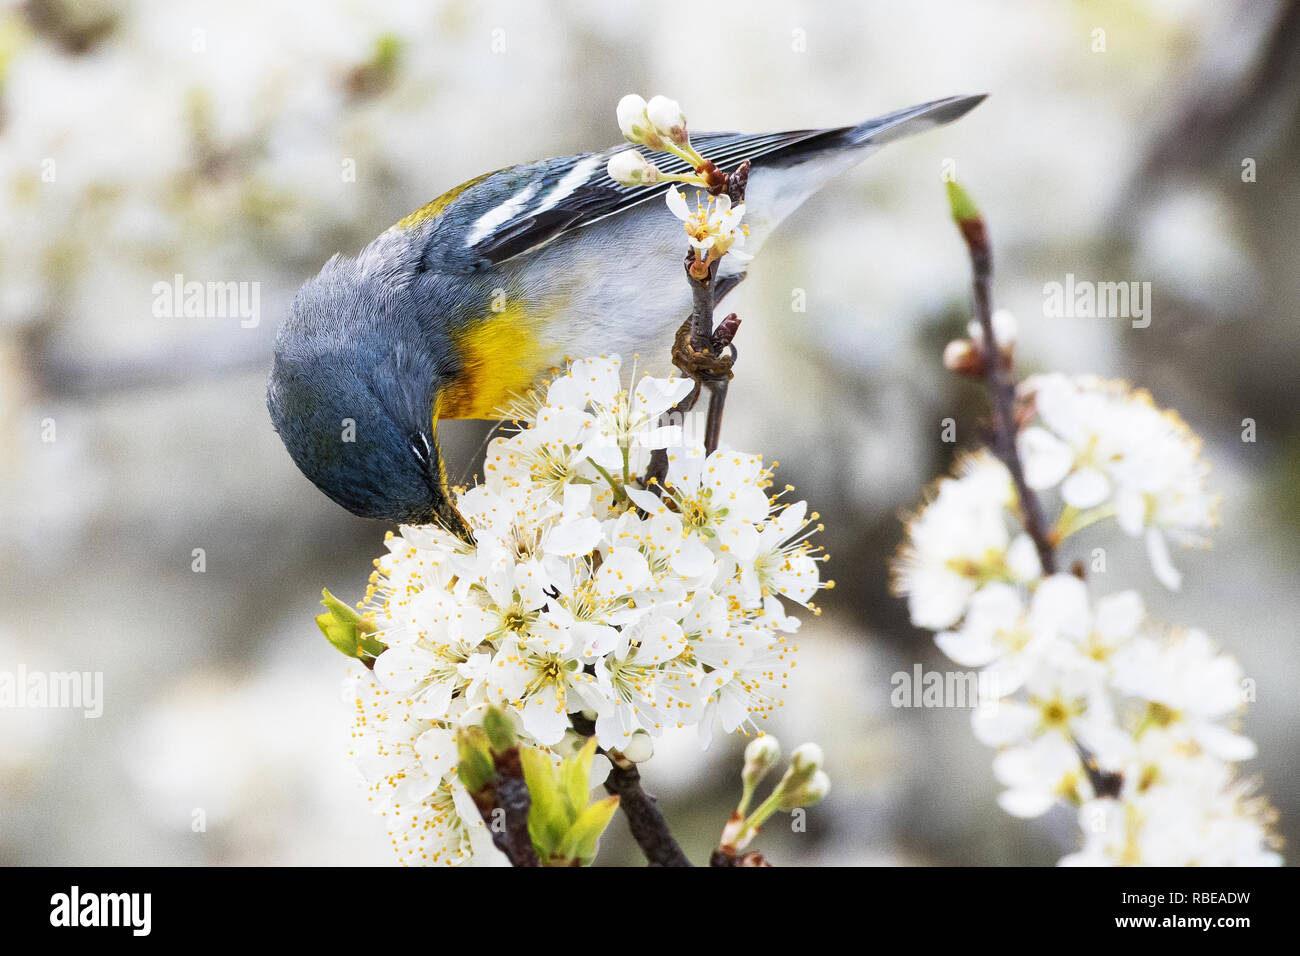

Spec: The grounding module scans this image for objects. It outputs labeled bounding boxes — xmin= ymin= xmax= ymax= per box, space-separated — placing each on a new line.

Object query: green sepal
xmin=557 ymin=795 xmax=620 ymax=865
xmin=520 ymin=747 xmax=569 ymax=857
xmin=315 ymin=588 xmax=386 ymax=661
xmin=456 ymin=727 xmax=496 ymax=794
xmin=945 ymin=179 xmax=981 ymax=224
xmin=483 ymin=706 xmax=517 ymax=754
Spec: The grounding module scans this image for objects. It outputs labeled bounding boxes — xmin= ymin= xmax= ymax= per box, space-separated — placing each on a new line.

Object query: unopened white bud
xmin=607 ymin=150 xmax=659 ymax=186
xmin=968 ymin=309 xmax=1018 ymax=348
xmin=790 ymin=742 xmax=824 ymax=775
xmin=943 ymin=339 xmax=977 ymax=371
xmin=620 ymin=730 xmax=654 ymax=763
xmin=646 ymin=94 xmax=688 ymax=146
xmin=992 ymin=309 xmax=1018 ymax=345
xmin=743 ymin=735 xmax=781 ymax=784
xmin=745 ymin=734 xmax=781 ymax=768
xmin=617 ymin=94 xmax=660 ymax=147
xmin=779 ymin=769 xmax=831 ymax=810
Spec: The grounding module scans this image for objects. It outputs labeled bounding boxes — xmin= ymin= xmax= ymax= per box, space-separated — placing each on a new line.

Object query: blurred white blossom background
xmin=2 ymin=0 xmax=1297 ymax=865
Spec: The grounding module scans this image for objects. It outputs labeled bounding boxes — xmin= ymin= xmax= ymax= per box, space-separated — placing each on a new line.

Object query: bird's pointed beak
xmin=431 ymin=482 xmax=474 ymax=544
xmin=412 ymin=421 xmax=475 ymax=544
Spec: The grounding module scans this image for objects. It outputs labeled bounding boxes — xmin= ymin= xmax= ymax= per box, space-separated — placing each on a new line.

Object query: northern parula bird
xmin=267 ymin=94 xmax=984 ymax=529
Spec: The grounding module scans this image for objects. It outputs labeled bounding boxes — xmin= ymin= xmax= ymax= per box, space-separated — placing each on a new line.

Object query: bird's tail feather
xmin=843 ymin=93 xmax=988 ymax=148
xmin=726 ymin=94 xmax=986 ymax=267
xmin=762 ymin=93 xmax=987 ymax=167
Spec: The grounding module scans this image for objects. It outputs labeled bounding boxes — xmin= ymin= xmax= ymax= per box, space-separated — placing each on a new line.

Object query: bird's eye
xmin=409 ymin=432 xmax=433 ymax=466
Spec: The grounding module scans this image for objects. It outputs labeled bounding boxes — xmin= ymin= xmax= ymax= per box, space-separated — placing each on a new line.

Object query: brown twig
xmin=951 ymin=210 xmax=1057 ymax=576
xmin=601 ymin=756 xmax=693 ymax=867
xmin=645 ymin=160 xmax=749 ymax=490
xmin=950 ymin=186 xmax=1128 ymax=798
xmin=709 ymin=846 xmax=769 ymax=867
xmin=465 ymin=745 xmax=540 ymax=867
xmin=1073 ymin=738 xmax=1124 ymax=799
xmin=570 ymin=715 xmax=692 ymax=866
xmin=491 ymin=748 xmax=541 ymax=866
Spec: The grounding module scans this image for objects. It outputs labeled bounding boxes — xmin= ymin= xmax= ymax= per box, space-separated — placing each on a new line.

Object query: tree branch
xmin=465 ymin=744 xmax=540 ymax=867
xmin=584 ymin=158 xmax=756 ymax=866
xmin=490 ymin=747 xmax=541 ymax=866
xmin=600 ymin=756 xmax=693 ymax=867
xmin=645 ymin=160 xmax=749 ymax=489
xmin=710 ymin=845 xmax=768 ymax=867
xmin=950 ymin=185 xmax=1131 ymax=800
xmin=952 ymin=208 xmax=1057 ymax=576
xmin=570 ymin=715 xmax=692 ymax=866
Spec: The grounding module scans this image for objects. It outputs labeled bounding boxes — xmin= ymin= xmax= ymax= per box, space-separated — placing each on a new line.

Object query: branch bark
xmin=951 ymin=189 xmax=1129 ymax=799
xmin=490 ymin=748 xmax=541 ymax=866
xmin=465 ymin=745 xmax=540 ymax=867
xmin=600 ymin=757 xmax=693 ymax=867
xmin=953 ymin=213 xmax=1057 ymax=576
xmin=570 ymin=715 xmax=692 ymax=866
xmin=645 ymin=160 xmax=749 ymax=489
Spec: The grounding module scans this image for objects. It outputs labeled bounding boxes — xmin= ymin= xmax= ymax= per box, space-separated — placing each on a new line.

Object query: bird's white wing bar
xmin=466 ymin=182 xmax=540 ymax=247
xmin=530 ymin=154 xmax=605 ymax=219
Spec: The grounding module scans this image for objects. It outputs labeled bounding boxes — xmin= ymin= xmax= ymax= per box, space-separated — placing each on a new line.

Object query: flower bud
xmin=607 ymin=149 xmax=659 ymax=186
xmin=646 ymin=95 xmax=688 ymax=146
xmin=483 ymin=705 xmax=516 ymax=754
xmin=620 ymin=731 xmax=654 ymax=764
xmin=456 ymin=726 xmax=496 ymax=794
xmin=743 ymin=734 xmax=781 ymax=785
xmin=968 ymin=309 xmax=1018 ymax=348
xmin=778 ymin=769 xmax=831 ymax=810
xmin=943 ymin=339 xmax=985 ymax=377
xmin=993 ymin=309 xmax=1018 ymax=344
xmin=617 ymin=93 xmax=661 ymax=147
xmin=316 ymin=588 xmax=385 ymax=661
xmin=789 ymin=742 xmax=824 ymax=776
xmin=943 ymin=339 xmax=974 ymax=369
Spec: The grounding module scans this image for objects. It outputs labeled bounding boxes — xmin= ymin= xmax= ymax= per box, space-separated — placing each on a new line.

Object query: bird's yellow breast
xmin=436 ymin=303 xmax=551 ymax=420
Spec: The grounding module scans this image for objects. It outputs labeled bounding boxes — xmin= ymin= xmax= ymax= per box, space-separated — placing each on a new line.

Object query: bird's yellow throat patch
xmin=436 ymin=304 xmax=547 ymax=420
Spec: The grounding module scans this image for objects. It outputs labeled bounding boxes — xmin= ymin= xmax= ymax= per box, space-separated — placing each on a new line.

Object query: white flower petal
xmin=1018 ymin=427 xmax=1073 ymax=490
xmin=595 ymin=547 xmax=652 ymax=599
xmin=665 ymin=186 xmax=690 ymax=220
xmin=1061 ymin=467 xmax=1111 ymax=508
xmin=1145 ymin=526 xmax=1182 ymax=591
xmin=998 ymin=788 xmax=1059 ymax=819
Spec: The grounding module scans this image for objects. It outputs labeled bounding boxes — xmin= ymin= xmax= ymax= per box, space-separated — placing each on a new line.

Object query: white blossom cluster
xmin=894 ymin=373 xmax=1280 ymax=866
xmin=347 ymin=355 xmax=826 ymax=865
xmin=1017 ymin=374 xmax=1217 ymax=591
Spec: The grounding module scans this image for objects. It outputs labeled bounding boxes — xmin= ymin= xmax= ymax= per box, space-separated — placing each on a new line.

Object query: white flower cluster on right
xmin=894 ymin=373 xmax=1280 ymax=866
xmin=1018 ymin=373 xmax=1217 ymax=591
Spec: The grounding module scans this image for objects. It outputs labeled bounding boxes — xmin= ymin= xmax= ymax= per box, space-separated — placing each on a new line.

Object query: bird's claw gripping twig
xmin=671 ymin=312 xmax=737 ymax=385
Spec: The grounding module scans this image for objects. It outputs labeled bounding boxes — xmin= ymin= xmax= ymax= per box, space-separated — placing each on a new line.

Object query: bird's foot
xmin=671 ymin=312 xmax=738 ymax=385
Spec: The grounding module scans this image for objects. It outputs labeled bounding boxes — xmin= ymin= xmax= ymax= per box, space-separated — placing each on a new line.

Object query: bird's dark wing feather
xmin=421 ymin=94 xmax=984 ymax=271
xmin=430 ymin=128 xmax=836 ymax=271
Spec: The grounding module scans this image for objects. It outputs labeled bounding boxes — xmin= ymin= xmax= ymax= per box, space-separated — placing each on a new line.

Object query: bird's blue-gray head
xmin=267 ymin=257 xmax=470 ymax=536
